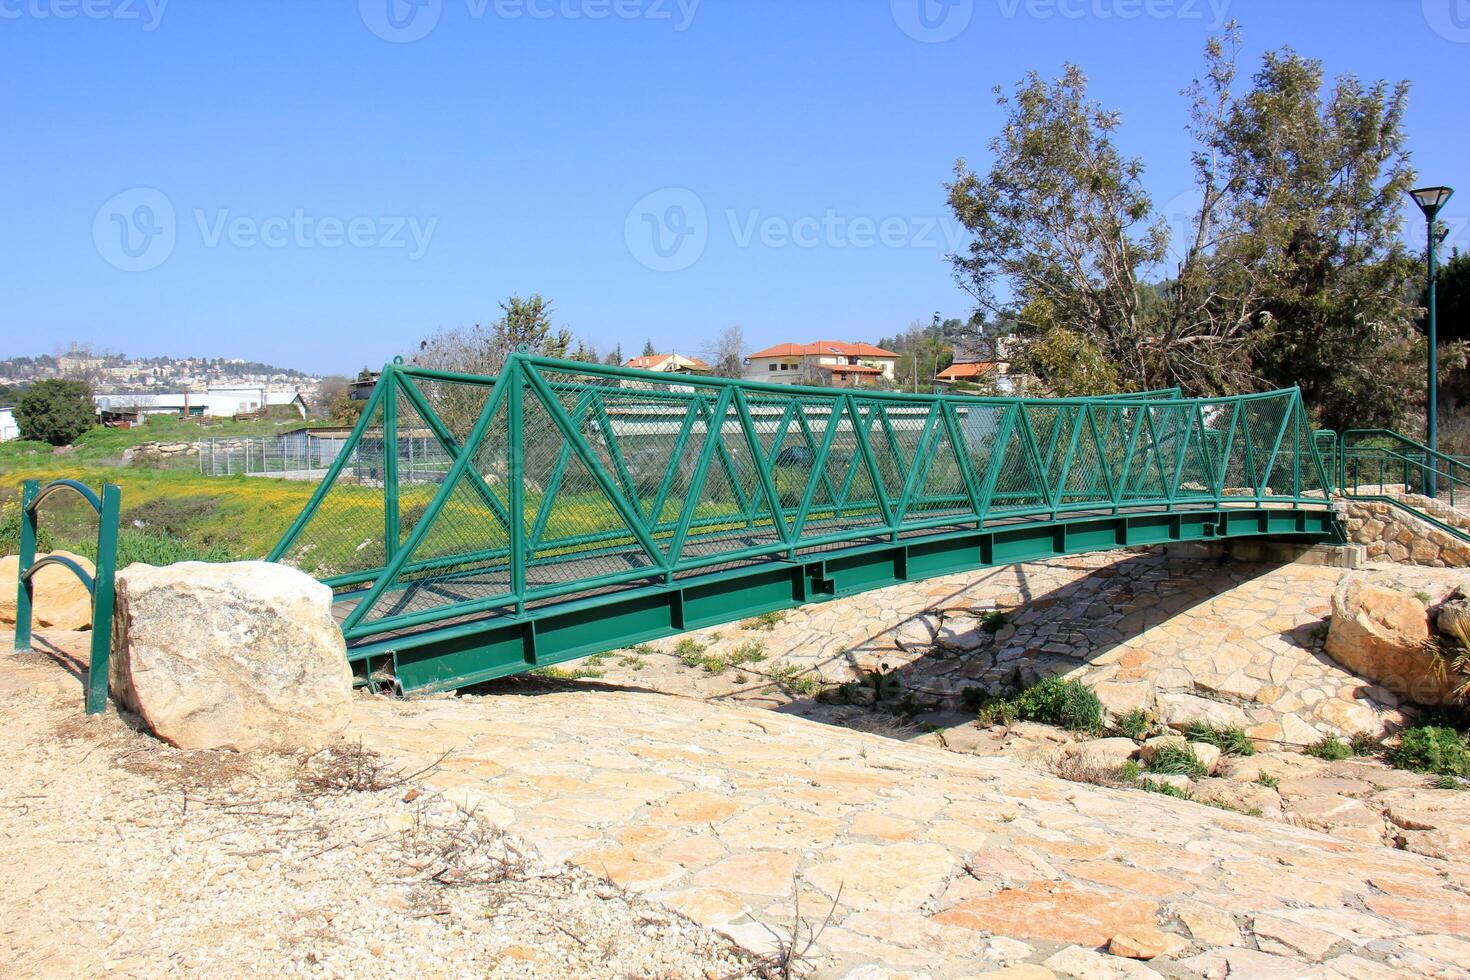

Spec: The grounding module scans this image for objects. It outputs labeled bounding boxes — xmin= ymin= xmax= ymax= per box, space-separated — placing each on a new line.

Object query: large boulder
xmin=110 ymin=561 xmax=353 ymax=751
xmin=1325 ymin=572 xmax=1458 ymax=706
xmin=0 ymin=551 xmax=95 ymax=630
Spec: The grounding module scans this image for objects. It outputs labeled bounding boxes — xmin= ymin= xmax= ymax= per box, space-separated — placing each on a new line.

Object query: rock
xmin=110 ymin=561 xmax=353 ymax=751
xmin=1061 ymin=738 xmax=1140 ymax=769
xmin=1042 ymin=946 xmax=1165 ymax=979
xmin=1139 ymin=735 xmax=1188 ymax=764
xmin=1108 ymin=928 xmax=1191 ymax=960
xmin=1155 ymin=692 xmax=1250 ymax=731
xmin=1325 ymin=573 xmax=1457 ymax=705
xmin=1434 ymin=597 xmax=1470 ymax=638
xmin=1167 ymin=899 xmax=1243 ymax=946
xmin=1190 ymin=778 xmax=1283 ymax=817
xmin=1095 ymin=681 xmax=1152 ymax=718
xmin=1191 ymin=743 xmax=1222 ymax=775
xmin=0 ymin=551 xmax=95 ymax=630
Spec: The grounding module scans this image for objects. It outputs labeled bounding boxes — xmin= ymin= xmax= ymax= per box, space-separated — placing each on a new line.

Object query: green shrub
xmin=0 ymin=498 xmax=54 ymax=556
xmin=1149 ymin=744 xmax=1208 ymax=778
xmin=1184 ymin=724 xmax=1256 ymax=757
xmin=1013 ymin=676 xmax=1103 ymax=733
xmin=674 ymin=638 xmax=706 ymax=667
xmin=1139 ymin=778 xmax=1193 ymax=800
xmin=1117 ymin=759 xmax=1142 ymax=783
xmin=729 ymin=642 xmax=767 ymax=665
xmin=1114 ymin=709 xmax=1155 ymax=741
xmin=1256 ymin=771 xmax=1280 ymax=790
xmin=977 ymin=697 xmax=1020 ymax=728
xmin=1306 ymin=735 xmax=1353 ymax=761
xmin=978 ymin=610 xmax=1009 ymax=631
xmin=1388 ymin=726 xmax=1470 ymax=777
xmin=1433 ymin=774 xmax=1464 ymax=790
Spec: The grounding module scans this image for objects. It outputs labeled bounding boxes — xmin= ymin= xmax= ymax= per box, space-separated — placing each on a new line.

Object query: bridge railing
xmin=1338 ymin=429 xmax=1470 ymax=526
xmin=270 ymin=355 xmax=1331 ymax=644
xmin=13 ymin=478 xmax=121 ymax=715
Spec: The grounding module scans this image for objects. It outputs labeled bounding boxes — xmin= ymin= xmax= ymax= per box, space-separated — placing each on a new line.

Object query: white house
xmin=0 ymin=407 xmax=18 ymax=442
xmin=624 ymin=353 xmax=711 ymax=375
xmin=744 ymin=341 xmax=901 ymax=386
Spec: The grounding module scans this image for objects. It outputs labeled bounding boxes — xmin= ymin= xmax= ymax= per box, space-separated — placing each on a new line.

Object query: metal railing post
xmin=14 ymin=479 xmax=38 ymax=653
xmin=86 ymin=484 xmax=121 ymax=715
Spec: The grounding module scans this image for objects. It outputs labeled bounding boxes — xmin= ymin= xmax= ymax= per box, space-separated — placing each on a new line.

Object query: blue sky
xmin=1 ymin=0 xmax=1466 ymax=375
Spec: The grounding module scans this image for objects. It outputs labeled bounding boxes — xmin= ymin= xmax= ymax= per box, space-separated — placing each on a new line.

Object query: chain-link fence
xmin=197 ymin=435 xmax=452 ymax=482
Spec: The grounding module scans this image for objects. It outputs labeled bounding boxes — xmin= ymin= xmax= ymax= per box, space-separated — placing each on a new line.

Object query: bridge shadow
xmin=463 ymin=543 xmax=1347 ymax=747
xmin=757 ymin=544 xmax=1337 ymax=737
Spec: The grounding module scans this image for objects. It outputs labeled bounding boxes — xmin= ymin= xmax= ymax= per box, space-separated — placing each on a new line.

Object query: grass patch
xmin=1148 ymin=744 xmax=1208 ymax=778
xmin=1305 ymin=735 xmax=1354 ymax=761
xmin=1138 ymin=778 xmax=1194 ymax=800
xmin=978 ymin=610 xmax=1009 ymax=631
xmin=1115 ymin=709 xmax=1156 ymax=741
xmin=767 ymin=662 xmax=824 ymax=697
xmin=1256 ymin=771 xmax=1280 ymax=790
xmin=529 ymin=666 xmax=604 ymax=681
xmin=1012 ymin=676 xmax=1103 ymax=734
xmin=743 ymin=611 xmax=785 ymax=631
xmin=1388 ymin=726 xmax=1470 ymax=777
xmin=1184 ymin=724 xmax=1256 ymax=757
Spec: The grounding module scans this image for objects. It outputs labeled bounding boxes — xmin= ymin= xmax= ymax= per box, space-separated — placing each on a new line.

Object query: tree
xmin=568 ymin=338 xmax=599 ymax=363
xmin=881 ymin=320 xmax=955 ymax=392
xmin=642 ymin=338 xmax=656 ymax=358
xmin=948 ymin=65 xmax=1173 ymax=393
xmin=413 ymin=294 xmax=570 ymax=377
xmin=603 ymin=343 xmax=624 ymax=366
xmin=15 ymin=379 xmax=94 ymax=446
xmin=706 ymin=325 xmax=746 ymax=378
xmin=1214 ymin=38 xmax=1419 ymax=430
xmin=947 ymin=25 xmax=1422 ymax=426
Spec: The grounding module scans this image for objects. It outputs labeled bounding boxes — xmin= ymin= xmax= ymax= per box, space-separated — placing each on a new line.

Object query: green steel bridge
xmin=266 ymin=353 xmax=1348 ymax=696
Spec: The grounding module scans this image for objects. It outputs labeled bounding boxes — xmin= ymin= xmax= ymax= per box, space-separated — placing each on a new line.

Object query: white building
xmin=0 ymin=407 xmax=18 ymax=442
xmin=744 ymin=341 xmax=900 ymax=386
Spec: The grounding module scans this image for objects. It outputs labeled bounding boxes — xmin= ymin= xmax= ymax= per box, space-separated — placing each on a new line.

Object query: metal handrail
xmin=14 ymin=478 xmax=121 ymax=715
xmin=271 ymin=353 xmax=1338 ymax=647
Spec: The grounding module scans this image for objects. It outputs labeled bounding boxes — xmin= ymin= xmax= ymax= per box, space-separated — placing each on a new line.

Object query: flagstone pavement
xmin=350 ymin=687 xmax=1470 ymax=979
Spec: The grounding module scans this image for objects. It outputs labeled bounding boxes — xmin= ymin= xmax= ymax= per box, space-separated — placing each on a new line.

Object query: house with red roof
xmin=623 ymin=352 xmax=711 ymax=375
xmin=744 ymin=340 xmax=900 ymax=387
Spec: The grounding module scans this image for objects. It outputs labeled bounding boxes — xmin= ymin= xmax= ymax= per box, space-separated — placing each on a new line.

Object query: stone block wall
xmin=1341 ymin=499 xmax=1470 ymax=568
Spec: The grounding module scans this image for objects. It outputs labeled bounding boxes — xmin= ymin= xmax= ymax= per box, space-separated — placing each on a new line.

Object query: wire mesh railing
xmin=269 ymin=354 xmax=1333 ymax=644
xmin=1337 ymin=429 xmax=1470 ymax=536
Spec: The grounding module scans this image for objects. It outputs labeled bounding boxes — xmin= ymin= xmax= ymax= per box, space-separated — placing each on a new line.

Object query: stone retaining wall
xmin=1341 ymin=499 xmax=1470 ymax=567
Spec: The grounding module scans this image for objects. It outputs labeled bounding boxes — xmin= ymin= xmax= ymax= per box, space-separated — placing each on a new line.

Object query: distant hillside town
xmin=0 ymin=343 xmax=319 ymax=394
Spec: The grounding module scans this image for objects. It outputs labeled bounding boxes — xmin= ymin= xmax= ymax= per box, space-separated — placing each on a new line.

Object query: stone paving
xmin=349 ymin=686 xmax=1470 ymax=978
xmin=593 ymin=549 xmax=1467 ymax=747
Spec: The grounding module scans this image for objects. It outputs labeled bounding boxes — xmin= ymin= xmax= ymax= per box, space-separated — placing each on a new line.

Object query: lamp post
xmin=1411 ymin=185 xmax=1454 ymax=497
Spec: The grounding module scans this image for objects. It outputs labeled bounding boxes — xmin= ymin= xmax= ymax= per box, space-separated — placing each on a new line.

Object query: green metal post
xmin=14 ymin=479 xmax=38 ymax=653
xmin=340 ymin=367 xmax=512 ymax=633
xmin=731 ymin=387 xmax=792 ymax=546
xmin=668 ymin=387 xmax=735 ymax=565
xmin=509 ymin=367 xmax=526 ymax=613
xmin=383 ymin=370 xmax=400 ymax=561
xmin=86 ymin=483 xmax=120 ymax=715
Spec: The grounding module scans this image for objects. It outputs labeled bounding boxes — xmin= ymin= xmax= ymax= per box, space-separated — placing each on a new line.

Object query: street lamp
xmin=1411 ymin=185 xmax=1454 ymax=496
